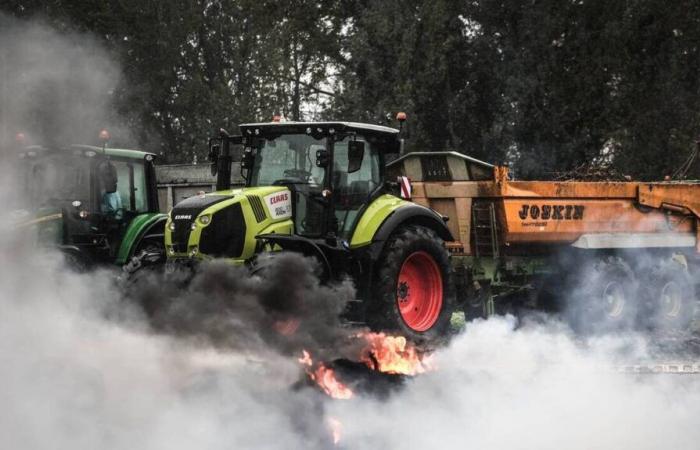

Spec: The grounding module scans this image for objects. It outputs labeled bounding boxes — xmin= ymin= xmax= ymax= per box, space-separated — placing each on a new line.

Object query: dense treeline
xmin=2 ymin=0 xmax=700 ymax=179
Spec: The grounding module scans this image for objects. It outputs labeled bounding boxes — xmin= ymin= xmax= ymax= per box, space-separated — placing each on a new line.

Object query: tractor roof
xmin=239 ymin=121 xmax=400 ymax=140
xmin=18 ymin=144 xmax=155 ymax=160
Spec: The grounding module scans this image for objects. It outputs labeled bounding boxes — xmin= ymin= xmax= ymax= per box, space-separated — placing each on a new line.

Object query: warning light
xmin=396 ymin=112 xmax=407 ymax=122
xmin=98 ymin=129 xmax=110 ymax=142
xmin=15 ymin=132 xmax=26 ymax=145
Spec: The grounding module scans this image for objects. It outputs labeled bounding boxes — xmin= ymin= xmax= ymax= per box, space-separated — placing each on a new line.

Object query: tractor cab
xmin=213 ymin=122 xmax=400 ymax=241
xmin=13 ymin=143 xmax=166 ymax=268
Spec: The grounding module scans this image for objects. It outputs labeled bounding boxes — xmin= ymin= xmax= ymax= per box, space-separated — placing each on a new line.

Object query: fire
xmin=299 ymin=350 xmax=353 ymax=400
xmin=297 ymin=333 xmax=433 ymax=402
xmin=312 ymin=365 xmax=354 ymax=399
xmin=328 ymin=417 xmax=342 ymax=445
xmin=358 ymin=332 xmax=434 ymax=375
xmin=298 ymin=349 xmax=313 ymax=366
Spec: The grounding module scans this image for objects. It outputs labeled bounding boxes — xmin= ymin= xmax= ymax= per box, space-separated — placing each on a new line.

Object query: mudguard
xmin=116 ymin=213 xmax=168 ymax=265
xmin=373 ymin=203 xmax=453 ymax=243
xmin=350 ymin=195 xmax=452 ymax=259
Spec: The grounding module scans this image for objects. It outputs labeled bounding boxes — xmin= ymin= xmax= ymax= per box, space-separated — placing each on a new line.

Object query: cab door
xmin=331 ymin=137 xmax=381 ymax=240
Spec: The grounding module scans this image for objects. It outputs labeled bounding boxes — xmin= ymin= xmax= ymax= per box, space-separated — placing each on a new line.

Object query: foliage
xmin=2 ymin=0 xmax=699 ymax=179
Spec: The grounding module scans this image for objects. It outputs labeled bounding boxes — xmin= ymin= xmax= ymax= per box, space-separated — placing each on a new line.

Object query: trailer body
xmin=388 ymin=152 xmax=700 ymax=330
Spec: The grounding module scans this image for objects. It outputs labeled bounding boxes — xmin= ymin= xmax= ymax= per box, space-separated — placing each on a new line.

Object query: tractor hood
xmin=165 ymin=186 xmax=294 ymax=262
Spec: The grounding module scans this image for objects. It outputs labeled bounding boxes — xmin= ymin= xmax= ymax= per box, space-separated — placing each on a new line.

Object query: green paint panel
xmin=165 ymin=186 xmax=293 ymax=263
xmin=349 ymin=194 xmax=410 ymax=248
xmin=116 ymin=212 xmax=167 ymax=264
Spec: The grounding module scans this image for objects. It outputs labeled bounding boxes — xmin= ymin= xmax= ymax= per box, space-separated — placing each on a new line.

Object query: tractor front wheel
xmin=370 ymin=225 xmax=455 ymax=342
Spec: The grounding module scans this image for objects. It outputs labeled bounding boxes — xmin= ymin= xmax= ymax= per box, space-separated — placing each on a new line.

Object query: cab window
xmin=109 ymin=160 xmax=148 ymax=213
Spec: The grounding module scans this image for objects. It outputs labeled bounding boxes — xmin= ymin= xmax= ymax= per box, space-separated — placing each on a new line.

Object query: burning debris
xmin=358 ymin=332 xmax=434 ymax=376
xmin=299 ymin=350 xmax=354 ymax=400
xmin=297 ymin=331 xmax=435 ymax=403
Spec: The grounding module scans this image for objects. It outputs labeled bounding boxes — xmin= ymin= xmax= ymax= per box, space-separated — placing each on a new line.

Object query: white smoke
xmin=0 ymin=246 xmax=327 ymax=449
xmin=3 ymin=256 xmax=700 ymax=450
xmin=330 ymin=318 xmax=700 ymax=449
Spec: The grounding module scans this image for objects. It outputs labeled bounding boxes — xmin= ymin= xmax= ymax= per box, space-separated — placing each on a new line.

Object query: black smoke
xmin=127 ymin=253 xmax=364 ymax=362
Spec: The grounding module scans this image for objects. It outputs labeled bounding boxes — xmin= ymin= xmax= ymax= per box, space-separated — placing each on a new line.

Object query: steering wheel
xmin=283 ymin=168 xmax=311 ymax=180
xmin=100 ymin=207 xmax=128 ymax=222
xmin=272 ymin=169 xmax=313 ymax=185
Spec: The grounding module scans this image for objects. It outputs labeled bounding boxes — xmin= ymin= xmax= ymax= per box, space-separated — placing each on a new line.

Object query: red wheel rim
xmin=396 ymin=251 xmax=443 ymax=332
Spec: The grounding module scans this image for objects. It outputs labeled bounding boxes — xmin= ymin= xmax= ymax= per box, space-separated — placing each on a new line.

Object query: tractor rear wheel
xmin=369 ymin=225 xmax=455 ymax=342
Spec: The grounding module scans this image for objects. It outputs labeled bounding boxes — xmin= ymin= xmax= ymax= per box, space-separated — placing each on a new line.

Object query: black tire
xmin=121 ymin=238 xmax=168 ymax=318
xmin=369 ymin=225 xmax=455 ymax=343
xmin=644 ymin=261 xmax=696 ymax=332
xmin=565 ymin=257 xmax=639 ymax=334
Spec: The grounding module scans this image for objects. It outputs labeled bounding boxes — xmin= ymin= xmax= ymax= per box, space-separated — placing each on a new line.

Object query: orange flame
xmin=358 ymin=332 xmax=434 ymax=375
xmin=299 ymin=350 xmax=353 ymax=400
xmin=311 ymin=365 xmax=354 ymax=399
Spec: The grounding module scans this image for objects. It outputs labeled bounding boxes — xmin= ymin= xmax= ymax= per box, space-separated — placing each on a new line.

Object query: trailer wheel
xmin=646 ymin=262 xmax=695 ymax=331
xmin=566 ymin=257 xmax=638 ymax=334
xmin=370 ymin=225 xmax=455 ymax=342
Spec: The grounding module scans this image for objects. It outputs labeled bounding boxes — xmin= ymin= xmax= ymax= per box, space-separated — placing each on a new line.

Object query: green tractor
xmin=164 ymin=121 xmax=456 ymax=340
xmin=12 ymin=137 xmax=167 ymax=270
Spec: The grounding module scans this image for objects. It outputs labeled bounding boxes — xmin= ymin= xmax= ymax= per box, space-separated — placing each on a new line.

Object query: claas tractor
xmin=11 ymin=134 xmax=167 ymax=270
xmin=164 ymin=121 xmax=456 ymax=340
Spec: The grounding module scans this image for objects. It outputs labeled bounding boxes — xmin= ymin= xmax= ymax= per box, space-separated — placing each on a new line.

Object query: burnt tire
xmin=565 ymin=257 xmax=639 ymax=334
xmin=369 ymin=225 xmax=455 ymax=343
xmin=644 ymin=261 xmax=696 ymax=332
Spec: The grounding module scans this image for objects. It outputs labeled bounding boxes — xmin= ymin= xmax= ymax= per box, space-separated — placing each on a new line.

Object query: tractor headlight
xmin=199 ymin=214 xmax=211 ymax=225
xmin=168 ymin=222 xmax=175 ymax=231
xmin=189 ymin=246 xmax=198 ymax=256
xmin=190 ymin=222 xmax=197 ymax=230
xmin=167 ymin=246 xmax=175 ymax=255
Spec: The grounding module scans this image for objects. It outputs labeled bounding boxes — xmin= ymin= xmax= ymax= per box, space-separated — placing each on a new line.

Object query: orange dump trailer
xmin=387 ymin=152 xmax=700 ymax=333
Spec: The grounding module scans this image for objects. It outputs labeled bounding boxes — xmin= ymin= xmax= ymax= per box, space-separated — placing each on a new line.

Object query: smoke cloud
xmin=3 ymin=244 xmax=700 ymax=449
xmin=127 ymin=253 xmax=359 ymax=361
xmin=330 ymin=318 xmax=700 ymax=449
xmin=0 ymin=14 xmax=129 ymax=149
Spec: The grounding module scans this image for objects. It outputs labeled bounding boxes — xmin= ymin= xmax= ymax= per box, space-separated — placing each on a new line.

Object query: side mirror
xmin=316 ymin=149 xmax=330 ymax=167
xmin=241 ymin=148 xmax=254 ymax=169
xmin=347 ymin=140 xmax=365 ymax=173
xmin=98 ymin=161 xmax=118 ymax=193
xmin=208 ymin=141 xmax=221 ymax=176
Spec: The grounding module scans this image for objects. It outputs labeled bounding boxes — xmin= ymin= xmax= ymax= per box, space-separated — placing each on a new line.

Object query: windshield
xmin=20 ymin=155 xmax=91 ymax=209
xmin=249 ymin=134 xmax=325 ymax=187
